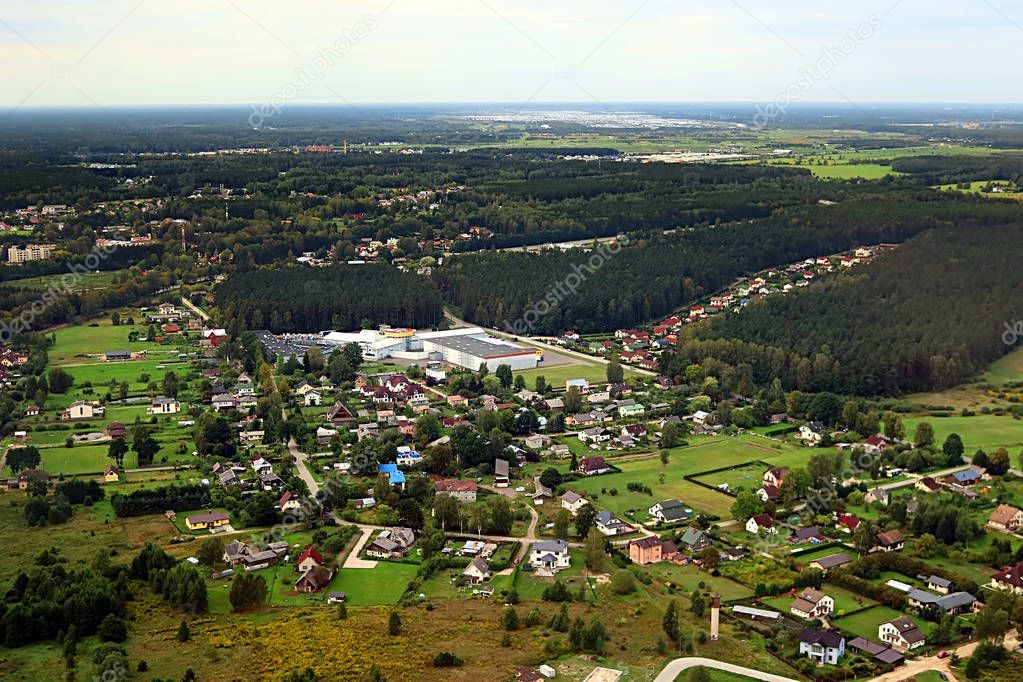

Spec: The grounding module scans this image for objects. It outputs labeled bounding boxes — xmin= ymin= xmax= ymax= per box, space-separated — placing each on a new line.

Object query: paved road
xmin=870 ymin=630 xmax=1020 ymax=682
xmin=442 ymin=310 xmax=657 ymax=377
xmin=653 ymin=657 xmax=798 ymax=682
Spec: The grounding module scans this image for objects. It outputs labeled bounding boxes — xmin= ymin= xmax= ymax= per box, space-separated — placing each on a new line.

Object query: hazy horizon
xmin=3 ymin=0 xmax=1023 ymax=111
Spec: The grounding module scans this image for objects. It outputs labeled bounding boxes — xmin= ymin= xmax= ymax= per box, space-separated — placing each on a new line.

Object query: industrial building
xmin=275 ymin=326 xmax=539 ymax=371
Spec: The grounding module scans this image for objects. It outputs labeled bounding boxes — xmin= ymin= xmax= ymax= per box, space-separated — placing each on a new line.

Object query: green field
xmin=48 ymin=319 xmax=169 ymax=364
xmin=798 ymin=163 xmax=898 ymax=179
xmin=831 ymin=605 xmax=926 ymax=641
xmin=985 ymin=347 xmax=1023 ymax=385
xmin=544 ymin=435 xmax=810 ymax=518
xmin=690 ymin=462 xmax=767 ymax=494
xmin=902 ymin=414 xmax=1023 ymax=453
xmin=328 ymin=563 xmax=419 ymax=605
xmin=763 ymin=584 xmax=876 ymax=617
xmin=13 ymin=270 xmax=125 ymax=292
xmin=514 ymin=361 xmax=639 ymax=389
xmin=7 ymin=443 xmax=113 ymax=476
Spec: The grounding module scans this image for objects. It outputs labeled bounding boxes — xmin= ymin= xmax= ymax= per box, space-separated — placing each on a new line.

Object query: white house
xmin=799 ymin=422 xmax=825 ymax=445
xmin=303 ymin=390 xmax=323 ymax=407
xmin=462 ymin=556 xmax=492 ymax=584
xmin=529 ymin=540 xmax=570 ymax=571
xmin=879 ymin=616 xmax=926 ymax=651
xmin=799 ymin=629 xmax=845 ymax=665
xmin=746 ymin=513 xmax=777 ymax=535
xmin=790 ymin=588 xmax=835 ymax=619
xmin=63 ymin=400 xmax=104 ymax=420
xmin=648 ymin=499 xmax=691 ymax=524
xmin=560 ymin=491 xmax=587 ymax=515
xmin=395 ymin=446 xmax=423 ymax=467
xmin=148 ymin=397 xmax=180 ymax=415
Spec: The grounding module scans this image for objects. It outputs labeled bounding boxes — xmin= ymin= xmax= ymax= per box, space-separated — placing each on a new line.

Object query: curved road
xmin=653 ymin=657 xmax=798 ymax=682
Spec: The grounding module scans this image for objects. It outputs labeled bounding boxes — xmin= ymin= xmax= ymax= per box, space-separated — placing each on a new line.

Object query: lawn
xmin=6 ymin=443 xmax=113 ymax=476
xmin=48 ymin=318 xmax=167 ymax=363
xmin=553 ymin=435 xmax=810 ymax=518
xmin=985 ymin=347 xmax=1023 ymax=385
xmin=641 ymin=563 xmax=754 ymax=602
xmin=902 ymin=414 xmax=1023 ymax=453
xmin=831 ymin=605 xmax=924 ymax=641
xmin=515 ymin=362 xmax=621 ymax=389
xmin=690 ymin=462 xmax=767 ymax=495
xmin=762 ymin=583 xmax=875 ymax=618
xmin=328 ymin=562 xmax=419 ymax=605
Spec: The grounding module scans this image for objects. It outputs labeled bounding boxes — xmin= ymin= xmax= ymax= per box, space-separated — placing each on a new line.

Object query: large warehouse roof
xmin=424 ymin=334 xmax=533 ymax=359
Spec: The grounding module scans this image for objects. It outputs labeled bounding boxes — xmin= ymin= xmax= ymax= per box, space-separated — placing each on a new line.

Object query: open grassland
xmin=48 ymin=318 xmax=167 ymax=363
xmin=546 ymin=435 xmax=810 ymax=518
xmin=514 ymin=361 xmax=641 ymax=389
xmin=985 ymin=346 xmax=1023 ymax=384
xmin=902 ymin=414 xmax=1023 ymax=453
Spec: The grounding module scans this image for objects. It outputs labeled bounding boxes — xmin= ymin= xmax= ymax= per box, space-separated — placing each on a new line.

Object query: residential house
xmin=594 ymin=509 xmax=632 ymax=536
xmin=847 ymin=638 xmax=905 ymax=667
xmin=542 ymin=397 xmax=563 ymax=412
xmin=366 ymin=528 xmax=416 ymax=559
xmin=874 ymin=530 xmax=905 ymax=553
xmin=297 ymin=545 xmax=324 ymax=572
xmin=578 ymin=427 xmax=611 ymax=444
xmin=677 ymin=527 xmax=712 ymax=553
xmin=378 ymin=463 xmax=406 ymax=491
xmin=836 ymin=513 xmax=860 ymax=533
xmin=790 ymin=588 xmax=835 ymax=620
xmin=63 ymin=400 xmax=104 ymax=420
xmin=629 ymin=536 xmax=665 ymax=565
xmin=303 ymin=390 xmax=323 ymax=407
xmin=577 ymin=456 xmax=611 ymax=476
xmin=435 ymin=479 xmax=478 ymax=503
xmin=529 ymin=540 xmax=570 ymax=571
xmin=879 ymin=617 xmax=926 ymax=651
xmin=295 ymin=565 xmax=335 ymax=593
xmin=494 ymin=458 xmax=510 ymax=487
xmin=279 ymin=490 xmax=302 ymax=512
xmin=211 ymin=395 xmax=240 ymax=412
xmin=223 ymin=540 xmax=257 ymax=565
xmin=462 ymin=556 xmax=492 ymax=584
xmin=991 ymin=562 xmax=1023 ymax=595
xmin=865 ymin=487 xmax=891 ymax=505
xmin=16 ymin=469 xmax=49 ymax=491
xmin=395 ymin=446 xmax=422 ymax=467
xmin=100 ymin=466 xmax=121 ymax=483
xmin=185 ymin=512 xmax=230 ymax=531
xmin=907 ymin=589 xmax=977 ymax=614
xmin=746 ymin=513 xmax=777 ymax=535
xmin=798 ymin=629 xmax=845 ymax=665
xmin=799 ymin=422 xmax=825 ymax=445
xmin=791 ymin=526 xmax=826 ymax=544
xmin=148 ymin=397 xmax=180 ymax=415
xmin=560 ymin=491 xmax=588 ymax=515
xmin=926 ymin=575 xmax=952 ymax=594
xmin=946 ymin=469 xmax=982 ymax=487
xmin=326 ymin=402 xmax=356 ymax=425
xmin=809 ymin=553 xmax=852 ymax=572
xmin=764 ymin=467 xmax=789 ymax=488
xmin=242 ymin=550 xmax=279 ymax=571
xmin=988 ymin=504 xmax=1023 ymax=532
xmin=648 ymin=499 xmax=690 ymax=524
xmin=915 ymin=477 xmax=941 ymax=493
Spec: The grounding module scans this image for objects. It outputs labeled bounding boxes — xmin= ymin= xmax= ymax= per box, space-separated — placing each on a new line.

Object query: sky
xmin=1 ymin=0 xmax=1022 ymax=110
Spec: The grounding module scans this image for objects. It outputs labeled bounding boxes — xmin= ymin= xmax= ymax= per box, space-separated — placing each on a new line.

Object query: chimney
xmin=710 ymin=594 xmax=721 ymax=641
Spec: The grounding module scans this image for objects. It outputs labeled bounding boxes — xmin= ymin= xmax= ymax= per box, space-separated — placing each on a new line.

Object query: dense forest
xmin=672 ymin=225 xmax=1023 ymax=395
xmin=217 ymin=264 xmax=443 ymax=332
xmin=436 ymin=191 xmax=1022 ymax=335
xmin=891 ymin=153 xmax=1023 ymax=185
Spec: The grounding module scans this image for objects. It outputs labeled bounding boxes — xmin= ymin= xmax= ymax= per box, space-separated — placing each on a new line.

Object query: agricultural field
xmin=543 ymin=436 xmax=810 ymax=519
xmin=902 ymin=414 xmax=1023 ymax=454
